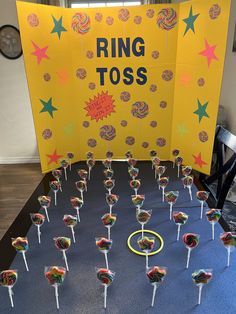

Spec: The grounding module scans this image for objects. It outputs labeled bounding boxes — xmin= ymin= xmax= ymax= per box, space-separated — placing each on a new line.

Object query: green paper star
xmin=177 ymin=123 xmax=188 ymax=137
xmin=51 ymin=15 xmax=67 ymax=39
xmin=64 ymin=122 xmax=75 ymax=135
xmin=193 ymin=99 xmax=209 ymax=123
xmin=39 ymin=97 xmax=58 ymax=118
xmin=183 ymin=6 xmax=200 ymax=36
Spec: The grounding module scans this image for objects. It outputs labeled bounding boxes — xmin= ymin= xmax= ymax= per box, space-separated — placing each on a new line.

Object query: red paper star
xmin=199 ymin=39 xmax=218 ymax=67
xmin=180 ymin=73 xmax=192 ymax=86
xmin=192 ymin=152 xmax=207 ymax=168
xmin=31 ymin=41 xmax=49 ymax=65
xmin=46 ymin=149 xmax=63 ymax=165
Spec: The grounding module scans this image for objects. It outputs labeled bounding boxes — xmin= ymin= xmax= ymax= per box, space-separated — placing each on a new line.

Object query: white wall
xmin=0 ymin=0 xmax=39 ymax=163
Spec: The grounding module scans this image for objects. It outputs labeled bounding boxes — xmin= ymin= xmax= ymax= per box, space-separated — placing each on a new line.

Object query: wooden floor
xmin=0 ymin=163 xmax=43 ymax=240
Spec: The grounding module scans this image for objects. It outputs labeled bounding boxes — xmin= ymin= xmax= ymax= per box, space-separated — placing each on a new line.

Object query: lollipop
xmin=130 ymin=179 xmax=141 ymax=196
xmin=12 ymin=237 xmax=29 ymax=271
xmin=30 ymin=213 xmax=45 ymax=244
xmin=196 ymin=191 xmax=209 ymax=219
xmin=67 ymin=152 xmax=74 ymax=171
xmin=137 ymin=236 xmax=155 ymax=269
xmin=54 ymin=237 xmax=71 ymax=271
xmin=49 ymin=181 xmax=61 ymax=206
xmin=96 ymin=268 xmax=115 ymax=309
xmin=146 ymin=266 xmax=167 ymax=307
xmin=128 ymin=166 xmax=139 ymax=179
xmin=182 ymin=233 xmax=200 ymax=269
xmin=164 ymin=191 xmax=179 ymax=220
xmin=103 ymin=179 xmax=115 ymax=194
xmin=96 ymin=237 xmax=112 ymax=269
xmin=172 ymin=149 xmax=179 ymax=168
xmin=158 ymin=177 xmax=169 ymax=202
xmin=77 ymin=169 xmax=88 ymax=191
xmin=182 ymin=176 xmax=193 ymax=201
xmin=127 ymin=158 xmax=137 ymax=167
xmin=106 ymin=151 xmax=113 ymax=159
xmin=220 ymin=232 xmax=236 ymax=267
xmin=106 ymin=193 xmax=119 ymax=214
xmin=182 ymin=166 xmax=192 ymax=177
xmin=104 ymin=168 xmax=114 ymax=179
xmin=45 ymin=266 xmax=66 ymax=310
xmin=206 ymin=209 xmax=221 ymax=240
xmin=125 ymin=150 xmax=133 ymax=158
xmin=75 ymin=180 xmax=87 ymax=201
xmin=136 ymin=209 xmax=152 ymax=238
xmin=192 ymin=269 xmax=213 ymax=305
xmin=60 ymin=159 xmax=69 ymax=181
xmin=86 ymin=151 xmax=94 ymax=159
xmin=86 ymin=158 xmax=95 ymax=180
xmin=101 ymin=213 xmax=117 ymax=240
xmin=175 ymin=156 xmax=183 ymax=177
xmin=70 ymin=196 xmax=83 ymax=222
xmin=63 ymin=215 xmax=77 ymax=243
xmin=131 ymin=194 xmax=145 ymax=210
xmin=52 ymin=169 xmax=63 ymax=191
xmin=149 ymin=150 xmax=157 ymax=157
xmin=155 ymin=165 xmax=166 ymax=182
xmin=103 ymin=159 xmax=112 ymax=169
xmin=173 ymin=211 xmax=188 ymax=241
xmin=38 ymin=195 xmax=51 ymax=222
xmin=0 ymin=270 xmax=18 ymax=308
xmin=152 ymin=157 xmax=160 ymax=172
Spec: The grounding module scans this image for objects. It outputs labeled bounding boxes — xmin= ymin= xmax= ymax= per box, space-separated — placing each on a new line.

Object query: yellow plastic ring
xmin=127 ymin=229 xmax=164 ymax=256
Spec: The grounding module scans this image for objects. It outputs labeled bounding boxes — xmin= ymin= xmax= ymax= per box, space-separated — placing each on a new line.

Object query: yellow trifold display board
xmin=16 ymin=0 xmax=231 ymax=174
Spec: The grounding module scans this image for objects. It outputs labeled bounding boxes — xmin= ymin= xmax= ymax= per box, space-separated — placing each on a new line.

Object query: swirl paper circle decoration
xmin=71 ymin=13 xmax=90 ymax=34
xmin=157 ymin=8 xmax=177 ymax=31
xmin=131 ymin=101 xmax=149 ymax=119
xmin=100 ymin=125 xmax=116 ymax=141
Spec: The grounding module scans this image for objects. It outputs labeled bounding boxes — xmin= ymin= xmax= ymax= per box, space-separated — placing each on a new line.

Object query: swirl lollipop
xmin=125 ymin=150 xmax=133 ymax=159
xmin=192 ymin=269 xmax=213 ymax=305
xmin=104 ymin=168 xmax=114 ymax=179
xmin=103 ymin=179 xmax=115 ymax=194
xmin=96 ymin=237 xmax=112 ymax=269
xmin=49 ymin=181 xmax=61 ymax=206
xmin=70 ymin=196 xmax=83 ymax=222
xmin=103 ymin=159 xmax=112 ymax=170
xmin=86 ymin=158 xmax=95 ymax=180
xmin=206 ymin=209 xmax=221 ymax=240
xmin=136 ymin=209 xmax=152 ymax=238
xmin=220 ymin=232 xmax=236 ymax=267
xmin=106 ymin=194 xmax=119 ymax=214
xmin=182 ymin=233 xmax=200 ymax=269
xmin=182 ymin=166 xmax=192 ymax=177
xmin=196 ymin=191 xmax=209 ymax=219
xmin=75 ymin=180 xmax=87 ymax=201
xmin=146 ymin=266 xmax=167 ymax=307
xmin=164 ymin=191 xmax=179 ymax=220
xmin=127 ymin=158 xmax=137 ymax=167
xmin=175 ymin=156 xmax=183 ymax=177
xmin=130 ymin=179 xmax=141 ymax=196
xmin=54 ymin=237 xmax=71 ymax=271
xmin=182 ymin=176 xmax=193 ymax=201
xmin=63 ymin=215 xmax=77 ymax=243
xmin=52 ymin=169 xmax=63 ymax=191
xmin=77 ymin=169 xmax=88 ymax=191
xmin=155 ymin=165 xmax=166 ymax=182
xmin=158 ymin=177 xmax=169 ymax=201
xmin=12 ymin=237 xmax=29 ymax=271
xmin=60 ymin=159 xmax=69 ymax=181
xmin=137 ymin=236 xmax=155 ymax=269
xmin=173 ymin=211 xmax=188 ymax=241
xmin=0 ymin=270 xmax=18 ymax=308
xmin=86 ymin=151 xmax=94 ymax=159
xmin=38 ymin=195 xmax=51 ymax=222
xmin=128 ymin=167 xmax=139 ymax=180
xmin=172 ymin=149 xmax=179 ymax=168
xmin=101 ymin=213 xmax=117 ymax=240
xmin=67 ymin=152 xmax=74 ymax=171
xmin=106 ymin=151 xmax=113 ymax=159
xmin=96 ymin=268 xmax=115 ymax=309
xmin=131 ymin=194 xmax=145 ymax=210
xmin=152 ymin=157 xmax=160 ymax=172
xmin=30 ymin=213 xmax=45 ymax=244
xmin=45 ymin=266 xmax=66 ymax=310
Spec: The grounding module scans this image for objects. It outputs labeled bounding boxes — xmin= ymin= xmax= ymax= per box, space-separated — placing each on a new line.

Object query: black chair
xmin=200 ymin=126 xmax=236 ymax=222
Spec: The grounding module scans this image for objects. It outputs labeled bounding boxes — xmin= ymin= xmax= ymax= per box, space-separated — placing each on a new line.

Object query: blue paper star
xmin=183 ymin=6 xmax=200 ymax=36
xmin=51 ymin=15 xmax=67 ymax=39
xmin=193 ymin=99 xmax=209 ymax=123
xmin=40 ymin=97 xmax=58 ymax=118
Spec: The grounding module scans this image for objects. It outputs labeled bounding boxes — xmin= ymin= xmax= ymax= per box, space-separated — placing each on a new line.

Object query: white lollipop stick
xmin=108 ymin=227 xmax=111 ymax=240
xmin=134 ymin=188 xmax=137 ymax=196
xmin=88 ymin=167 xmax=91 ymax=181
xmin=58 ymin=179 xmax=62 ymax=192
xmin=109 ymin=205 xmax=112 ymax=214
xmin=8 ymin=287 xmax=14 ymax=308
xmin=188 ymin=186 xmax=193 ymax=201
xmin=141 ymin=224 xmax=144 ymax=239
xmin=145 ymin=253 xmax=149 ymax=269
xmin=105 ymin=252 xmax=109 ymax=269
xmin=76 ymin=208 xmax=80 ymax=222
xmin=198 ymin=285 xmax=203 ymax=305
xmin=63 ymin=250 xmax=69 ymax=271
xmin=186 ymin=248 xmax=191 ymax=269
xmin=162 ymin=187 xmax=164 ymax=202
xmin=178 ymin=165 xmax=180 ymax=178
xmin=169 ymin=203 xmax=173 ymax=221
xmin=158 ymin=174 xmax=161 ymax=190
xmin=200 ymin=201 xmax=204 ymax=219
xmin=84 ymin=179 xmax=87 ymax=192
xmin=64 ymin=167 xmax=67 ymax=181
xmin=71 ymin=226 xmax=76 ymax=243
xmin=22 ymin=251 xmax=29 ymax=271
xmin=212 ymin=223 xmax=215 ymax=240
xmin=151 ymin=284 xmax=157 ymax=307
xmin=227 ymin=247 xmax=231 ymax=267
xmin=108 ymin=188 xmax=111 ymax=195
xmin=37 ymin=225 xmax=41 ymax=244
xmin=43 ymin=206 xmax=50 ymax=222
xmin=80 ymin=191 xmax=84 ymax=202
xmin=177 ymin=224 xmax=181 ymax=241
xmin=54 ymin=285 xmax=59 ymax=310
xmin=154 ymin=169 xmax=157 ymax=179
xmin=104 ymin=285 xmax=107 ymax=309
xmin=54 ymin=191 xmax=57 ymax=206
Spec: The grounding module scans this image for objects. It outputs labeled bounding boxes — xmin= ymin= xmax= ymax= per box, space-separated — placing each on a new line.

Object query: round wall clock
xmin=0 ymin=25 xmax=22 ymax=60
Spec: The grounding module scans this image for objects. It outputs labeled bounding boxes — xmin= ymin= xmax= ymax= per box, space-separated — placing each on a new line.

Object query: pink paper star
xmin=192 ymin=152 xmax=207 ymax=168
xmin=199 ymin=39 xmax=218 ymax=67
xmin=31 ymin=41 xmax=49 ymax=65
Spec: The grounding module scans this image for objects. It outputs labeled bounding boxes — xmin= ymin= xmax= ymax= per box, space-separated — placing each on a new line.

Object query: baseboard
xmin=0 ymin=156 xmax=40 ymax=164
